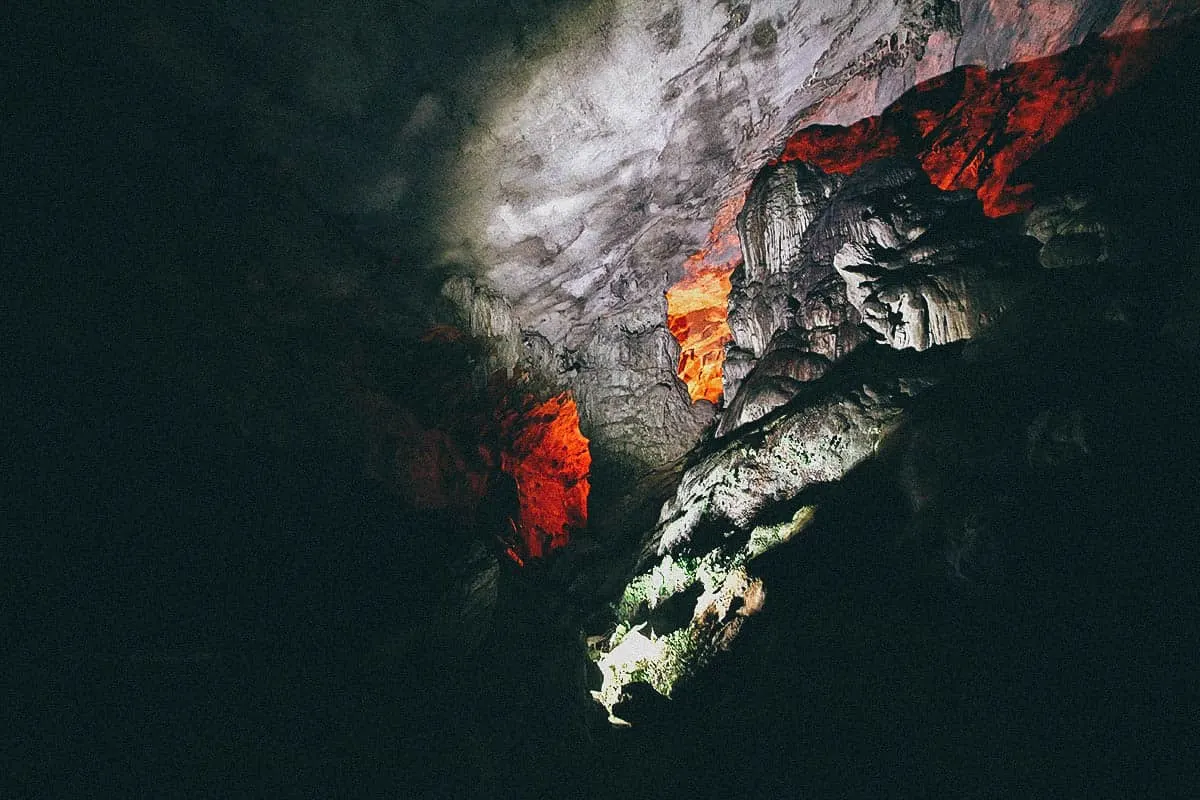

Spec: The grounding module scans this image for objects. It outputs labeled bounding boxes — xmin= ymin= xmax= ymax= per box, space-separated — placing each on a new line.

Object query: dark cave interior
xmin=7 ymin=4 xmax=1200 ymax=798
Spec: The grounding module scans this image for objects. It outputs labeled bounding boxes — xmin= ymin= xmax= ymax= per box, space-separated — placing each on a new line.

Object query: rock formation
xmin=113 ymin=0 xmax=1198 ymax=475
xmin=662 ymin=346 xmax=959 ymax=557
xmin=829 ymin=160 xmax=1041 ymax=351
xmin=719 ymin=157 xmax=1039 ymax=437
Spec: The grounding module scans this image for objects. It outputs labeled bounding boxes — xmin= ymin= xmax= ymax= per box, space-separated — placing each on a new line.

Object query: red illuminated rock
xmin=355 ymin=330 xmax=591 ymax=563
xmin=497 ymin=393 xmax=591 ymax=560
xmin=667 ymin=30 xmax=1182 ymax=402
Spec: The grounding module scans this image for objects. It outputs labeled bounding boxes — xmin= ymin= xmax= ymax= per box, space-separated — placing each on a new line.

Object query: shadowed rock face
xmin=718 ymin=344 xmax=831 ymax=436
xmin=829 ymin=159 xmax=1041 ymax=351
xmin=719 ymin=158 xmax=1037 ymax=437
xmin=653 ymin=345 xmax=952 ymax=559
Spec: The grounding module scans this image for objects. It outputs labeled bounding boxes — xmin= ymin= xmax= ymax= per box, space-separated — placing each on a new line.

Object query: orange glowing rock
xmin=665 ymin=197 xmax=745 ymax=404
xmin=497 ymin=392 xmax=591 ymax=559
xmin=667 ymin=30 xmax=1176 ymax=402
xmin=354 ymin=346 xmax=591 ymax=563
xmin=666 ymin=264 xmax=734 ymax=404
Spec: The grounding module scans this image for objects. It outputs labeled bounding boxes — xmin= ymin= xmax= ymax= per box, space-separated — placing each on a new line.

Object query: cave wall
xmin=440 ymin=0 xmax=1196 ymax=468
xmin=583 ymin=32 xmax=1200 ymax=785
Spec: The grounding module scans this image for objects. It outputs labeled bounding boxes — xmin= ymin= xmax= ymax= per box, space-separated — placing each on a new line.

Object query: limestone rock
xmin=727 ymin=161 xmax=861 ymax=363
xmin=738 ymin=162 xmax=843 ymax=286
xmin=716 ymin=343 xmax=831 ymax=438
xmin=440 ymin=275 xmax=524 ymax=375
xmin=128 ymin=1 xmax=1196 ymax=476
xmin=721 ymin=160 xmax=955 ymax=436
xmin=720 ymin=346 xmax=757 ymax=404
xmin=830 ymin=160 xmax=1041 ymax=351
xmin=1023 ymin=195 xmax=1117 ymax=269
xmin=591 ymin=542 xmax=779 ymax=720
xmin=650 ymin=346 xmax=948 ymax=560
xmin=572 ymin=308 xmax=714 ymax=471
xmin=591 ymin=345 xmax=951 ymax=716
xmin=792 ymin=274 xmax=871 ymax=363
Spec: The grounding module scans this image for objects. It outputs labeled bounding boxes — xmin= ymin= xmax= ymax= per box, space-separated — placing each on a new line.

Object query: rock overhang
xmin=435 ymin=1 xmax=1196 ymax=466
xmin=120 ymin=0 xmax=1200 ymax=478
xmin=442 ymin=0 xmax=947 ymax=347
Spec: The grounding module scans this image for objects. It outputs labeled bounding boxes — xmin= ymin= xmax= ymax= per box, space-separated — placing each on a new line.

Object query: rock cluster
xmin=721 ymin=158 xmax=1039 ymax=438
xmin=592 ymin=143 xmax=1177 ymax=713
xmin=1022 ymin=193 xmax=1118 ymax=270
xmin=655 ymin=347 xmax=948 ymax=560
xmin=830 ymin=162 xmax=1040 ymax=351
xmin=590 ymin=345 xmax=951 ymax=716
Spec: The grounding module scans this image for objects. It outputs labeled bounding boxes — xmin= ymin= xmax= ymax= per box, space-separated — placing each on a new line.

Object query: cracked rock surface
xmin=721 ymin=157 xmax=1038 ymax=436
xmin=649 ymin=345 xmax=951 ymax=560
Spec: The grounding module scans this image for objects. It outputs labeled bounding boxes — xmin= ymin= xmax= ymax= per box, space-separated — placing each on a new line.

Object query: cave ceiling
xmin=125 ymin=0 xmax=1197 ymax=472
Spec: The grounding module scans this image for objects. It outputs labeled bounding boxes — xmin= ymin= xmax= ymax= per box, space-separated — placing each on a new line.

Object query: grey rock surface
xmin=572 ymin=308 xmax=715 ymax=470
xmin=727 ymin=161 xmax=853 ymax=367
xmin=831 ymin=160 xmax=1040 ymax=351
xmin=1022 ymin=194 xmax=1117 ymax=270
xmin=723 ymin=160 xmax=991 ymax=436
xmin=716 ymin=343 xmax=830 ymax=437
xmin=647 ymin=346 xmax=948 ymax=560
xmin=739 ymin=162 xmax=844 ymax=289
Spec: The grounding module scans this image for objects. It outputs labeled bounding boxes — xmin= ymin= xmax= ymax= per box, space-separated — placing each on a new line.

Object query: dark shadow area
xmin=588 ymin=325 xmax=1200 ymax=797
xmin=4 ymin=3 xmax=602 ymax=796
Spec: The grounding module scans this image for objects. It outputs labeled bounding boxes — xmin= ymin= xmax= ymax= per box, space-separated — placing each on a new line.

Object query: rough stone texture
xmin=437 ymin=0 xmax=1183 ymax=467
xmin=727 ymin=162 xmax=848 ymax=362
xmin=830 ymin=159 xmax=1041 ymax=351
xmin=571 ymin=306 xmax=715 ymax=470
xmin=791 ymin=273 xmax=872 ymax=363
xmin=591 ymin=539 xmax=773 ymax=720
xmin=721 ymin=158 xmax=1031 ymax=436
xmin=739 ymin=162 xmax=844 ymax=291
xmin=594 ymin=343 xmax=953 ymax=712
xmin=726 ymin=161 xmax=945 ymax=371
xmin=719 ymin=161 xmax=878 ymax=433
xmin=446 ymin=0 xmax=959 ymax=347
xmin=440 ymin=275 xmax=525 ymax=376
xmin=1022 ymin=194 xmax=1118 ymax=270
xmin=645 ymin=345 xmax=950 ymax=561
xmin=716 ymin=340 xmax=830 ymax=437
